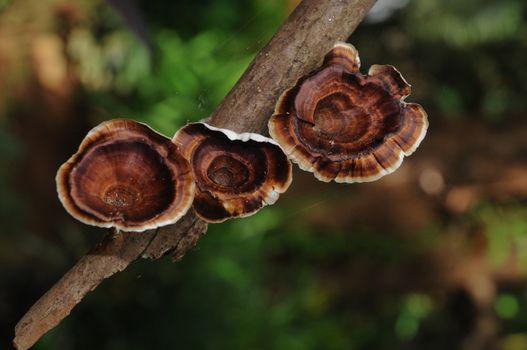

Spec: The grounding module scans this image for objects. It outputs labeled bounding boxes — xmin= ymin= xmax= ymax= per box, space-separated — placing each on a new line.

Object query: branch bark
xmin=13 ymin=0 xmax=376 ymax=349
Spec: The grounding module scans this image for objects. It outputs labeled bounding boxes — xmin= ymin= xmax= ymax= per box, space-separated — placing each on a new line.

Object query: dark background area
xmin=1 ymin=0 xmax=527 ymax=349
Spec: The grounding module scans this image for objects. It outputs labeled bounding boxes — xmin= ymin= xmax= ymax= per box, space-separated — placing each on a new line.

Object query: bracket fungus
xmin=56 ymin=119 xmax=195 ymax=232
xmin=268 ymin=42 xmax=428 ymax=183
xmin=173 ymin=123 xmax=292 ymax=223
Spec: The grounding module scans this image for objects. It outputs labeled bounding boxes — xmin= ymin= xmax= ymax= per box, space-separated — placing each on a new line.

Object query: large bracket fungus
xmin=173 ymin=123 xmax=292 ymax=223
xmin=56 ymin=119 xmax=195 ymax=232
xmin=268 ymin=42 xmax=428 ymax=183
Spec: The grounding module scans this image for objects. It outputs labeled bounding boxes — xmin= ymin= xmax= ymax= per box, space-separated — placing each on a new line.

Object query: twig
xmin=13 ymin=1 xmax=376 ymax=349
xmin=13 ymin=213 xmax=206 ymax=350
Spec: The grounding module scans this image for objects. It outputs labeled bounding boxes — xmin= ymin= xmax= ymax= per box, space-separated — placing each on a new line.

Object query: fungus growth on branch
xmin=174 ymin=123 xmax=292 ymax=222
xmin=269 ymin=42 xmax=428 ymax=183
xmin=13 ymin=1 xmax=379 ymax=349
xmin=56 ymin=119 xmax=195 ymax=232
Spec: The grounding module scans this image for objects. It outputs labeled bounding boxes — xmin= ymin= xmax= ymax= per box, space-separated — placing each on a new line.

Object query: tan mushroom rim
xmin=173 ymin=123 xmax=292 ymax=223
xmin=268 ymin=42 xmax=428 ymax=183
xmin=56 ymin=119 xmax=195 ymax=232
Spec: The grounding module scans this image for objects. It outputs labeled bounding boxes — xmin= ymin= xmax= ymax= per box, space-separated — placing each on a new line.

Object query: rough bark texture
xmin=13 ymin=213 xmax=206 ymax=350
xmin=209 ymin=0 xmax=375 ymax=134
xmin=13 ymin=0 xmax=376 ymax=349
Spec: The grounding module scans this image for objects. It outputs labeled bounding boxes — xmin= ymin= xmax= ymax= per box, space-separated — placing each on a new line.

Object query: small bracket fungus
xmin=56 ymin=119 xmax=195 ymax=232
xmin=173 ymin=123 xmax=292 ymax=223
xmin=268 ymin=42 xmax=428 ymax=183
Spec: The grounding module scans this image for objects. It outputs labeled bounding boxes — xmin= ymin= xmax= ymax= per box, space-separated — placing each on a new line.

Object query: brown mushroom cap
xmin=56 ymin=119 xmax=195 ymax=232
xmin=268 ymin=42 xmax=428 ymax=183
xmin=173 ymin=123 xmax=292 ymax=223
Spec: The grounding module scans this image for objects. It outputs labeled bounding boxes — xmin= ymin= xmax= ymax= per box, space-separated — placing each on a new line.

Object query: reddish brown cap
xmin=269 ymin=42 xmax=428 ymax=183
xmin=173 ymin=123 xmax=292 ymax=223
xmin=56 ymin=119 xmax=195 ymax=232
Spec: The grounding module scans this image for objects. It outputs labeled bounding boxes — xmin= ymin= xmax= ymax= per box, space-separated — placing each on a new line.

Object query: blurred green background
xmin=1 ymin=0 xmax=527 ymax=349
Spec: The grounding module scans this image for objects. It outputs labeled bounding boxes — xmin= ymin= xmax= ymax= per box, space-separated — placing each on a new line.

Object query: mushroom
xmin=173 ymin=123 xmax=292 ymax=223
xmin=56 ymin=119 xmax=195 ymax=232
xmin=268 ymin=42 xmax=428 ymax=183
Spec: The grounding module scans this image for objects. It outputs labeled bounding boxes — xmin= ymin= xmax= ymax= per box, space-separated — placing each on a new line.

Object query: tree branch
xmin=13 ymin=0 xmax=376 ymax=349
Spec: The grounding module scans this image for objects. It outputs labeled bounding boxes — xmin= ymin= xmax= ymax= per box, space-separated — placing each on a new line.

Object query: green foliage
xmin=354 ymin=0 xmax=527 ymax=120
xmin=0 ymin=0 xmax=13 ymax=11
xmin=474 ymin=204 xmax=527 ymax=270
xmin=69 ymin=0 xmax=284 ymax=135
xmin=409 ymin=0 xmax=524 ymax=47
xmin=495 ymin=294 xmax=520 ymax=319
xmin=395 ymin=294 xmax=434 ymax=340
